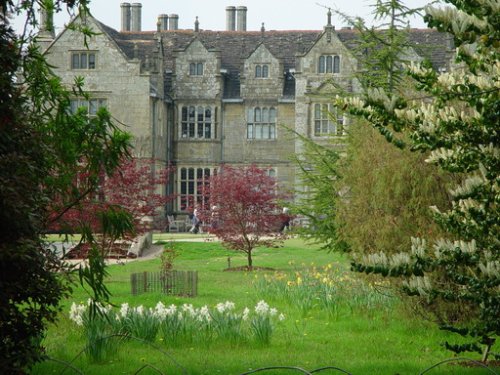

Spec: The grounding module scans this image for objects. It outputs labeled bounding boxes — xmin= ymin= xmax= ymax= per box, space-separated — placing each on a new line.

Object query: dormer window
xmin=189 ymin=62 xmax=204 ymax=76
xmin=318 ymin=55 xmax=340 ymax=73
xmin=71 ymin=51 xmax=96 ymax=70
xmin=255 ymin=64 xmax=269 ymax=78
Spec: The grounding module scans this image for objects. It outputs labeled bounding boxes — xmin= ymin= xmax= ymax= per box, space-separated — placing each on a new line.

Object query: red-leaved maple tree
xmin=50 ymin=158 xmax=173 ymax=257
xmin=102 ymin=158 xmax=173 ymax=234
xmin=199 ymin=165 xmax=286 ymax=269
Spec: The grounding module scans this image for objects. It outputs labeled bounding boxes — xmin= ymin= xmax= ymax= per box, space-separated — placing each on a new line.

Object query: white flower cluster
xmin=425 ymin=6 xmax=487 ymax=36
xmin=478 ymin=260 xmax=500 ymax=278
xmin=450 ymin=175 xmax=485 ymax=199
xmin=363 ymin=250 xmax=413 ymax=269
xmin=407 ymin=61 xmax=434 ymax=76
xmin=438 ymin=68 xmax=496 ymax=92
xmin=389 ymin=253 xmax=412 ymax=268
xmin=69 ymin=299 xmax=112 ymax=326
xmin=119 ymin=302 xmax=129 ymax=318
xmin=152 ymin=301 xmax=212 ymax=323
xmin=216 ymin=300 xmax=235 ymax=314
xmin=242 ymin=307 xmax=250 ymax=321
xmin=403 ymin=276 xmax=432 ymax=296
xmin=69 ymin=300 xmax=285 ymax=338
xmin=339 ymin=95 xmax=366 ymax=111
xmin=433 ymin=239 xmax=478 ymax=260
xmin=69 ymin=302 xmax=86 ymax=326
xmin=425 ymin=147 xmax=457 ymax=164
xmin=410 ymin=237 xmax=427 ymax=257
xmin=363 ymin=252 xmax=389 ymax=267
xmin=253 ymin=300 xmax=283 ymax=320
xmin=394 ymin=108 xmax=419 ymax=123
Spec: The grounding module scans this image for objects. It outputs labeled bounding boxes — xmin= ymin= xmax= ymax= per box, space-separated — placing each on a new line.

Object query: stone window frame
xmin=246 ymin=106 xmax=277 ymax=140
xmin=180 ymin=105 xmax=217 ymax=140
xmin=71 ymin=51 xmax=97 ymax=70
xmin=255 ymin=64 xmax=269 ymax=78
xmin=318 ymin=55 xmax=340 ymax=74
xmin=69 ymin=98 xmax=107 ymax=117
xmin=177 ymin=166 xmax=216 ymax=212
xmin=312 ymin=103 xmax=346 ymax=137
xmin=189 ymin=62 xmax=204 ymax=76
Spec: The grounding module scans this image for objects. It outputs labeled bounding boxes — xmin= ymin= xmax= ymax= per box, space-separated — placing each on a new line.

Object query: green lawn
xmin=32 ymin=239 xmax=498 ymax=375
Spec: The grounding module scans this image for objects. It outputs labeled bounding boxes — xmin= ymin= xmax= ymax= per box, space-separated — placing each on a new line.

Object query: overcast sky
xmin=13 ymin=0 xmax=434 ymax=36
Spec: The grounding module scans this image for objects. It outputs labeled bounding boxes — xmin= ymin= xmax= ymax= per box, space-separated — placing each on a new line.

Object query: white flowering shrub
xmin=335 ymin=0 xmax=499 ymax=360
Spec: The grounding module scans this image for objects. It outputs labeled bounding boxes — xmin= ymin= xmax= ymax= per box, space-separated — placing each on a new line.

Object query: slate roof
xmin=96 ymin=21 xmax=453 ymax=99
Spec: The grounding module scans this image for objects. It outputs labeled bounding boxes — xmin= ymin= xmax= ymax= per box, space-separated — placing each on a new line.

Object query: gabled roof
xmin=245 ymin=42 xmax=280 ymax=63
xmin=94 ymin=21 xmax=453 ymax=99
xmin=96 ymin=20 xmax=157 ymax=62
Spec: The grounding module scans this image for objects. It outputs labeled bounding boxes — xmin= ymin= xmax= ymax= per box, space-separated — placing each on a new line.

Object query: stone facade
xmin=41 ymin=5 xmax=453 ymax=216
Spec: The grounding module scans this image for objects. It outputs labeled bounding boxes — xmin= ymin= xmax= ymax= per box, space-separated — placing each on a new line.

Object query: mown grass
xmin=33 ymin=238 xmax=498 ymax=375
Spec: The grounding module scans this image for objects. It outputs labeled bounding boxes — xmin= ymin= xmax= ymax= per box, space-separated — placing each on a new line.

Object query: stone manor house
xmin=38 ymin=3 xmax=453 ymax=218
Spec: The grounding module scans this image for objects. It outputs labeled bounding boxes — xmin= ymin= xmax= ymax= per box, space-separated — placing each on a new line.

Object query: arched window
xmin=333 ymin=56 xmax=340 ymax=73
xmin=262 ymin=65 xmax=269 ymax=78
xmin=318 ymin=56 xmax=326 ymax=73
xmin=255 ymin=65 xmax=262 ymax=77
xmin=326 ymin=56 xmax=333 ymax=73
xmin=255 ymin=64 xmax=270 ymax=78
xmin=189 ymin=62 xmax=204 ymax=76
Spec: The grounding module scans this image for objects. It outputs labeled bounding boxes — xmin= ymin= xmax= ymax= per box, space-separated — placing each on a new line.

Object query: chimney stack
xmin=130 ymin=3 xmax=142 ymax=32
xmin=236 ymin=6 xmax=247 ymax=31
xmin=158 ymin=14 xmax=168 ymax=31
xmin=225 ymin=6 xmax=236 ymax=31
xmin=39 ymin=5 xmax=55 ymax=38
xmin=120 ymin=2 xmax=131 ymax=31
xmin=168 ymin=14 xmax=179 ymax=30
xmin=36 ymin=4 xmax=55 ymax=51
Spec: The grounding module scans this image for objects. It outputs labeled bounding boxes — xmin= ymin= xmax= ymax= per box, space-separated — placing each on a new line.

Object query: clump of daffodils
xmin=69 ymin=300 xmax=284 ymax=347
xmin=254 ymin=263 xmax=394 ymax=318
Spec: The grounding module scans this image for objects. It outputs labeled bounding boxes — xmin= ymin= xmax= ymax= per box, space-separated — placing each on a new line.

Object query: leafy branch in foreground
xmin=337 ymin=0 xmax=499 ymax=361
xmin=1 ymin=1 xmax=133 ymax=372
